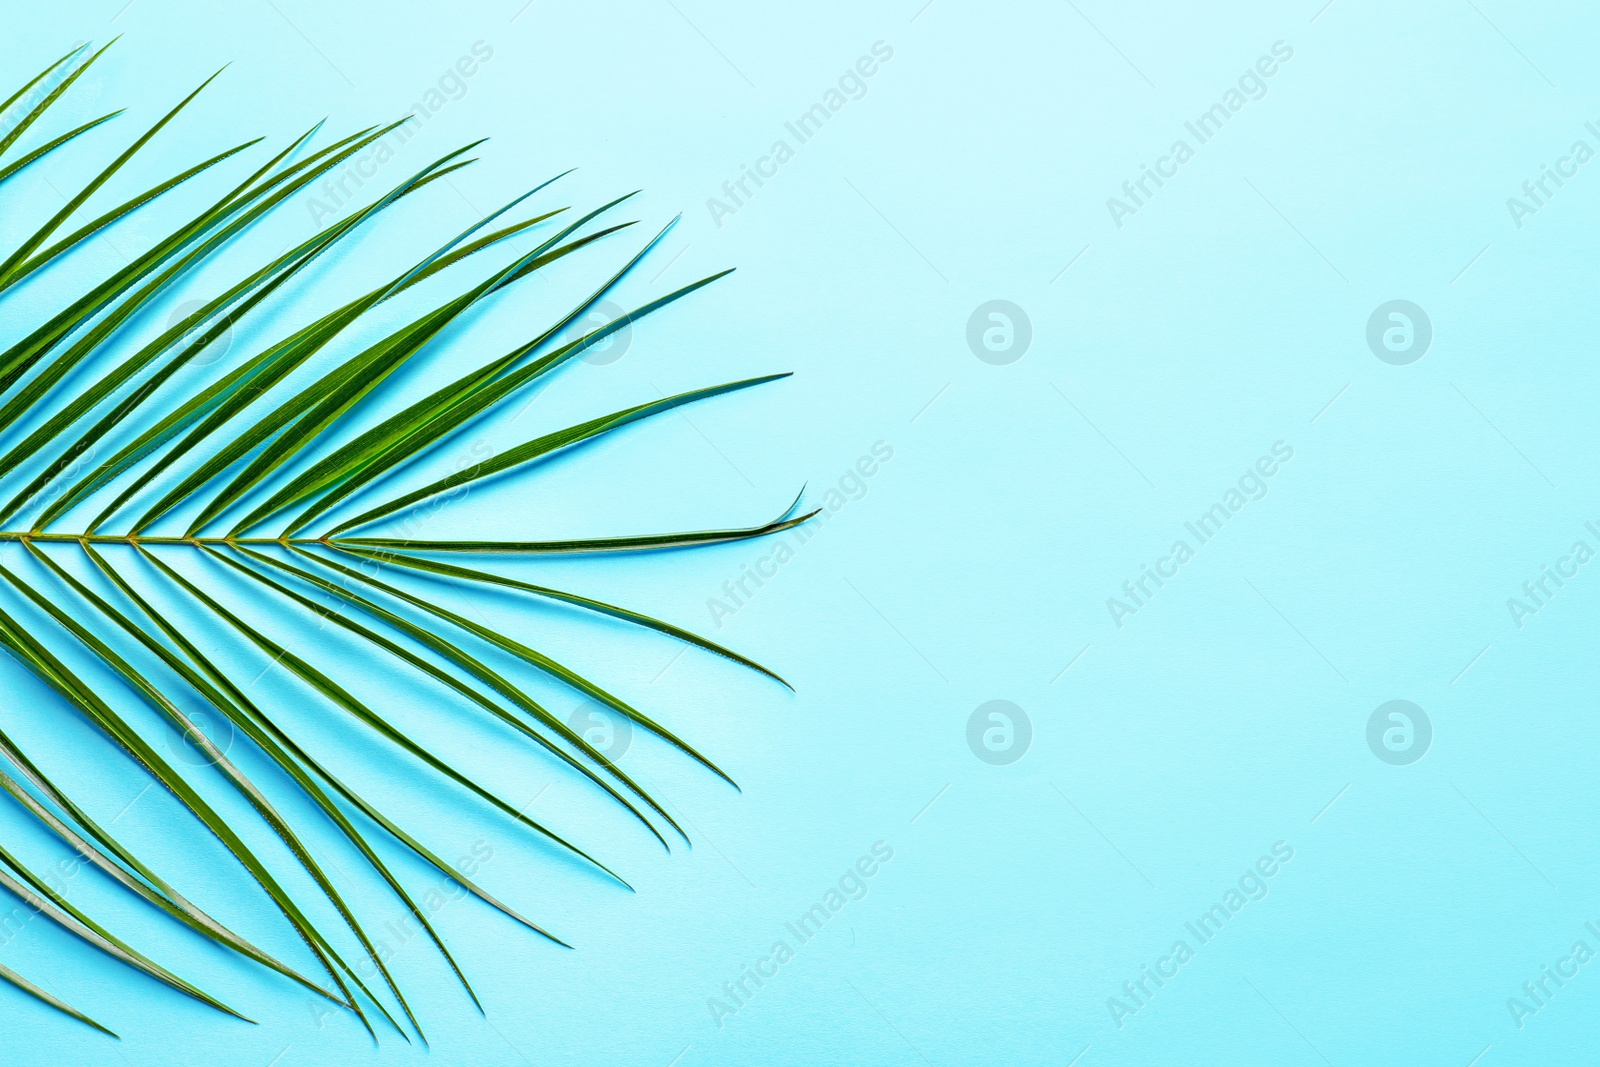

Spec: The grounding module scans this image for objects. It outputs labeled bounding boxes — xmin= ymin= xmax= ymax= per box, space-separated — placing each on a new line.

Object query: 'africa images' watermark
xmin=1504 ymin=521 xmax=1600 ymax=629
xmin=308 ymin=838 xmax=495 ymax=1028
xmin=1106 ymin=442 xmax=1294 ymax=628
xmin=1105 ymin=41 xmax=1295 ymax=229
xmin=1506 ymin=922 xmax=1600 ymax=1030
xmin=707 ymin=841 xmax=894 ymax=1028
xmin=706 ymin=441 xmax=893 ymax=628
xmin=1106 ymin=841 xmax=1294 ymax=1030
xmin=0 ymin=854 xmax=81 ymax=950
xmin=306 ymin=41 xmax=495 ymax=225
xmin=1505 ymin=119 xmax=1600 ymax=230
xmin=706 ymin=41 xmax=895 ymax=229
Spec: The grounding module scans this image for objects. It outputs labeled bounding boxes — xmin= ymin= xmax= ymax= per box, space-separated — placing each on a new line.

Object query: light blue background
xmin=3 ymin=1 xmax=1600 ymax=1064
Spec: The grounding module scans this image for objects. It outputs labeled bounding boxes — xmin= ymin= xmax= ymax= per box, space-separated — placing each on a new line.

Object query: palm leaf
xmin=0 ymin=41 xmax=805 ymax=1040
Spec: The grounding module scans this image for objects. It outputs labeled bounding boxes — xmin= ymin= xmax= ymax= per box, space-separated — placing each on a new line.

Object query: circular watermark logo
xmin=966 ymin=300 xmax=1032 ymax=365
xmin=579 ymin=300 xmax=634 ymax=366
xmin=966 ymin=700 xmax=1031 ymax=765
xmin=1365 ymin=300 xmax=1431 ymax=365
xmin=169 ymin=708 xmax=236 ymax=766
xmin=567 ymin=701 xmax=633 ymax=761
xmin=166 ymin=299 xmax=234 ymax=368
xmin=1366 ymin=700 xmax=1431 ymax=765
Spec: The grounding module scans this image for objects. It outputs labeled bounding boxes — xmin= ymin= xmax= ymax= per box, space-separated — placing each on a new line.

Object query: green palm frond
xmin=0 ymin=42 xmax=811 ymax=1041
